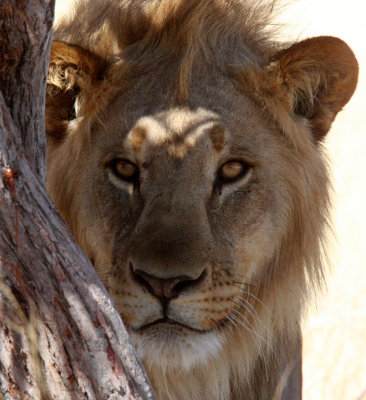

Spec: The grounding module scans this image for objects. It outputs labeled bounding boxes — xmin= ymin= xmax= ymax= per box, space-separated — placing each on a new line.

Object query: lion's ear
xmin=272 ymin=36 xmax=358 ymax=141
xmin=46 ymin=41 xmax=108 ymax=141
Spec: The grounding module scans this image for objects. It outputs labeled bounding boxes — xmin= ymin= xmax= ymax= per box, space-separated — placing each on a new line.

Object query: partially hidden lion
xmin=46 ymin=1 xmax=358 ymax=399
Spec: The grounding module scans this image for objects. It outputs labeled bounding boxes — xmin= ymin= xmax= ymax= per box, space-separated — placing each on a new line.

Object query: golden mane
xmin=54 ymin=0 xmax=280 ymax=100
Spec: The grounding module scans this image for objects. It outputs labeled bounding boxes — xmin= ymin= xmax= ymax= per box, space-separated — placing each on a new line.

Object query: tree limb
xmin=0 ymin=2 xmax=156 ymax=399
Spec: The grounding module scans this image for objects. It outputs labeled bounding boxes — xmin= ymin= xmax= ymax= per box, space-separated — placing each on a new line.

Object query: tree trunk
xmin=0 ymin=2 xmax=156 ymax=399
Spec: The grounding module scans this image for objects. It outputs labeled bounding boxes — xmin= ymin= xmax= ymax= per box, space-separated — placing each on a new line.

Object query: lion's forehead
xmin=98 ymin=96 xmax=274 ymax=169
xmin=126 ymin=107 xmax=224 ymax=157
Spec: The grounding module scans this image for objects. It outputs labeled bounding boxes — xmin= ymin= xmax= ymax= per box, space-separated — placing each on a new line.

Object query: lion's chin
xmin=128 ymin=322 xmax=225 ymax=371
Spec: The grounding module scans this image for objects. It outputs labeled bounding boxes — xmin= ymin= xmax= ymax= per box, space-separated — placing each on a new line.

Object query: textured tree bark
xmin=0 ymin=2 xmax=156 ymax=399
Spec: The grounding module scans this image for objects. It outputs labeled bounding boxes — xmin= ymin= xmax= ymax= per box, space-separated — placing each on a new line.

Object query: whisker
xmin=230 ymin=308 xmax=273 ymax=351
xmin=227 ymin=310 xmax=259 ymax=344
xmin=213 ymin=295 xmax=268 ymax=349
xmin=246 ymin=292 xmax=270 ymax=313
xmin=228 ymin=298 xmax=266 ymax=334
xmin=229 ymin=297 xmax=262 ymax=323
xmin=228 ymin=280 xmax=270 ymax=315
xmin=235 ymin=296 xmax=262 ymax=323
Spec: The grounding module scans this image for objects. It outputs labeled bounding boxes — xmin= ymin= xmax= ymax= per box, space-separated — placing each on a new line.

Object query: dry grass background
xmin=53 ymin=1 xmax=366 ymax=399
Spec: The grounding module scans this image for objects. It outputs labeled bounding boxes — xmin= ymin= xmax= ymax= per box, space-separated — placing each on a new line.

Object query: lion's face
xmin=47 ymin=71 xmax=288 ymax=367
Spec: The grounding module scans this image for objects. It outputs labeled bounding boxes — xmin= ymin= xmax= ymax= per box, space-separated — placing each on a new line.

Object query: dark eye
xmin=111 ymin=159 xmax=139 ymax=182
xmin=218 ymin=160 xmax=250 ymax=183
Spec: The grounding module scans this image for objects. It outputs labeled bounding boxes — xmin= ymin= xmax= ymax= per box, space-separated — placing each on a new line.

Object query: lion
xmin=45 ymin=0 xmax=358 ymax=399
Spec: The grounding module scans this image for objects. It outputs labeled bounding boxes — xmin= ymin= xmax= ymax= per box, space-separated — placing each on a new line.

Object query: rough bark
xmin=0 ymin=2 xmax=156 ymax=399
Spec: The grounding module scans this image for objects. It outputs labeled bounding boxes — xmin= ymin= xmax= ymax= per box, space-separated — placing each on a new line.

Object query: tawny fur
xmin=46 ymin=1 xmax=358 ymax=399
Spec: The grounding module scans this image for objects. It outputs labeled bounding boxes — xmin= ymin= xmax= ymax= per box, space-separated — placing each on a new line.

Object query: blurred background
xmin=54 ymin=1 xmax=366 ymax=399
xmin=277 ymin=2 xmax=366 ymax=399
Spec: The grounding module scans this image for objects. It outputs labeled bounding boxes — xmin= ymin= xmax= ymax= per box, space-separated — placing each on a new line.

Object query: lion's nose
xmin=131 ymin=267 xmax=206 ymax=300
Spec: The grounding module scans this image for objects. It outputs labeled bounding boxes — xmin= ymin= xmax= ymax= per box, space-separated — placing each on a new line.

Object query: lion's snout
xmin=127 ymin=191 xmax=214 ymax=284
xmin=131 ymin=266 xmax=207 ymax=300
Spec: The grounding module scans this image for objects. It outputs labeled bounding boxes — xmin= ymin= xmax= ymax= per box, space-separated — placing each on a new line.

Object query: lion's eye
xmin=219 ymin=160 xmax=249 ymax=182
xmin=112 ymin=159 xmax=139 ymax=182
